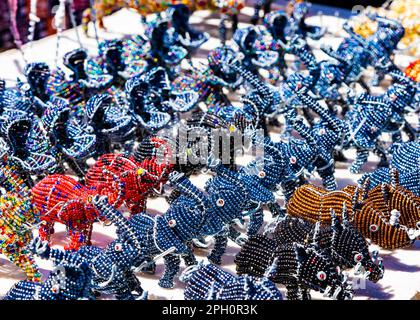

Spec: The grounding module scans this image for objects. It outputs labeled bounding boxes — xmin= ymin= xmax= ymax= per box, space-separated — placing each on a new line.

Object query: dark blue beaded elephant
xmin=4 ymin=256 xmax=94 ymax=300
xmin=342 ymin=14 xmax=405 ymax=86
xmin=180 ymin=261 xmax=283 ymax=300
xmin=359 ymin=142 xmax=420 ymax=196
xmin=28 ymin=204 xmax=148 ymax=300
xmin=232 ymin=26 xmax=279 ymax=79
xmin=342 ymin=58 xmax=418 ymax=173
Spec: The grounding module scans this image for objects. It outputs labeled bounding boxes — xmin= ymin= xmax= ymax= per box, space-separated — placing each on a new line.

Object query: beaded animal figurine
xmin=28 ymin=218 xmax=148 ymax=300
xmin=172 ymin=47 xmax=244 ymax=114
xmin=86 ymin=39 xmax=148 ymax=91
xmin=31 ymin=174 xmax=111 ymax=250
xmin=180 ymin=261 xmax=283 ymax=300
xmin=343 ymin=14 xmax=405 ymax=86
xmin=0 ymin=159 xmax=42 ymax=282
xmin=93 ymin=194 xmax=200 ymax=289
xmin=40 ymin=97 xmax=96 ymax=178
xmin=167 ymin=4 xmax=210 ymax=54
xmin=342 ymin=58 xmax=418 ymax=173
xmin=235 ymin=235 xmax=354 ymax=300
xmin=82 ymin=0 xmax=243 ymax=44
xmin=85 ymin=143 xmax=173 ymax=214
xmin=4 ymin=247 xmax=94 ymax=300
xmin=286 ymin=181 xmax=420 ymax=249
xmin=0 ymin=109 xmax=57 ymax=185
xmin=268 ymin=211 xmax=384 ymax=283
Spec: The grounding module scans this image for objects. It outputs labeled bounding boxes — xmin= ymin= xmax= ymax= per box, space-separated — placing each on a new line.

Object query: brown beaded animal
xmin=287 ymin=175 xmax=420 ymax=249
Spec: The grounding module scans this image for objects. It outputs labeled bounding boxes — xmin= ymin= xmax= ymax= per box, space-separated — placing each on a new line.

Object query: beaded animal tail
xmin=92 ymin=196 xmax=142 ymax=250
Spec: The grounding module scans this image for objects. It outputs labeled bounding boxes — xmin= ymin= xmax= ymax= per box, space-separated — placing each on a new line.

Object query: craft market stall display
xmin=0 ymin=0 xmax=418 ymax=300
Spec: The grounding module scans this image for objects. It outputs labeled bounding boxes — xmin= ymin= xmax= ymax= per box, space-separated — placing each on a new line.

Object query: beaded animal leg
xmin=403 ymin=121 xmax=417 ymax=141
xmin=374 ymin=146 xmax=388 ymax=168
xmin=300 ymin=288 xmax=312 ymax=300
xmin=39 ymin=221 xmax=54 ymax=243
xmin=350 ymin=149 xmax=369 ymax=174
xmin=159 ymin=254 xmax=181 ymax=289
xmin=208 ymin=235 xmax=228 ymax=265
xmin=285 ymin=284 xmax=302 ymax=300
xmin=267 ymin=202 xmax=285 ymax=217
xmin=317 ymin=162 xmax=337 ymax=191
xmin=183 ymin=242 xmax=197 ymax=267
xmin=65 ymin=226 xmax=91 ymax=251
xmin=231 ymin=14 xmax=238 ymax=34
xmin=247 ymin=208 xmax=264 ymax=236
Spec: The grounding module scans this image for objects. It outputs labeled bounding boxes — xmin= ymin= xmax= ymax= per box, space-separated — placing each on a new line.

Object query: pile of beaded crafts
xmin=0 ymin=0 xmax=419 ymax=300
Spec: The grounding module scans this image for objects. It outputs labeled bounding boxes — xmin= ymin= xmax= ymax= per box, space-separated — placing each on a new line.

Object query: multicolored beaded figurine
xmin=0 ymin=158 xmax=42 ymax=282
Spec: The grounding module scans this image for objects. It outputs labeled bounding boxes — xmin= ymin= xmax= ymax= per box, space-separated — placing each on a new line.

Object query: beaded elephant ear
xmin=85 ymin=93 xmax=135 ymax=142
xmin=1 ymin=114 xmax=57 ymax=174
xmin=207 ymin=47 xmax=244 ymax=89
xmin=234 ymin=26 xmax=279 ymax=68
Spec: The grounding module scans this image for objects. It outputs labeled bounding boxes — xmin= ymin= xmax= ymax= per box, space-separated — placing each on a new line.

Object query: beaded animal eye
xmin=51 ymin=284 xmax=60 ymax=294
xmin=114 ymin=243 xmax=123 ymax=251
xmin=319 ymin=128 xmax=326 ymax=135
xmin=258 ymin=171 xmax=266 ymax=178
xmin=290 ymin=156 xmax=297 ymax=164
xmin=369 ymin=224 xmax=379 ymax=233
xmin=354 ymin=253 xmax=363 ymax=263
xmin=317 ymin=271 xmax=326 ymax=281
xmin=168 ymin=219 xmax=177 ymax=228
xmin=216 ymin=198 xmax=225 ymax=207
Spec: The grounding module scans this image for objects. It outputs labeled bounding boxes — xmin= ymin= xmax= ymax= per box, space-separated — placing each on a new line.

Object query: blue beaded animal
xmin=232 ymin=26 xmax=279 ymax=79
xmin=28 ymin=206 xmax=148 ymax=300
xmin=342 ymin=58 xmax=418 ymax=173
xmin=342 ymin=13 xmax=405 ymax=86
xmin=4 ymin=251 xmax=94 ymax=300
xmin=84 ymin=93 xmax=136 ymax=154
xmin=358 ymin=142 xmax=420 ymax=196
xmin=180 ymin=261 xmax=283 ymax=300
xmin=167 ymin=4 xmax=210 ymax=55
